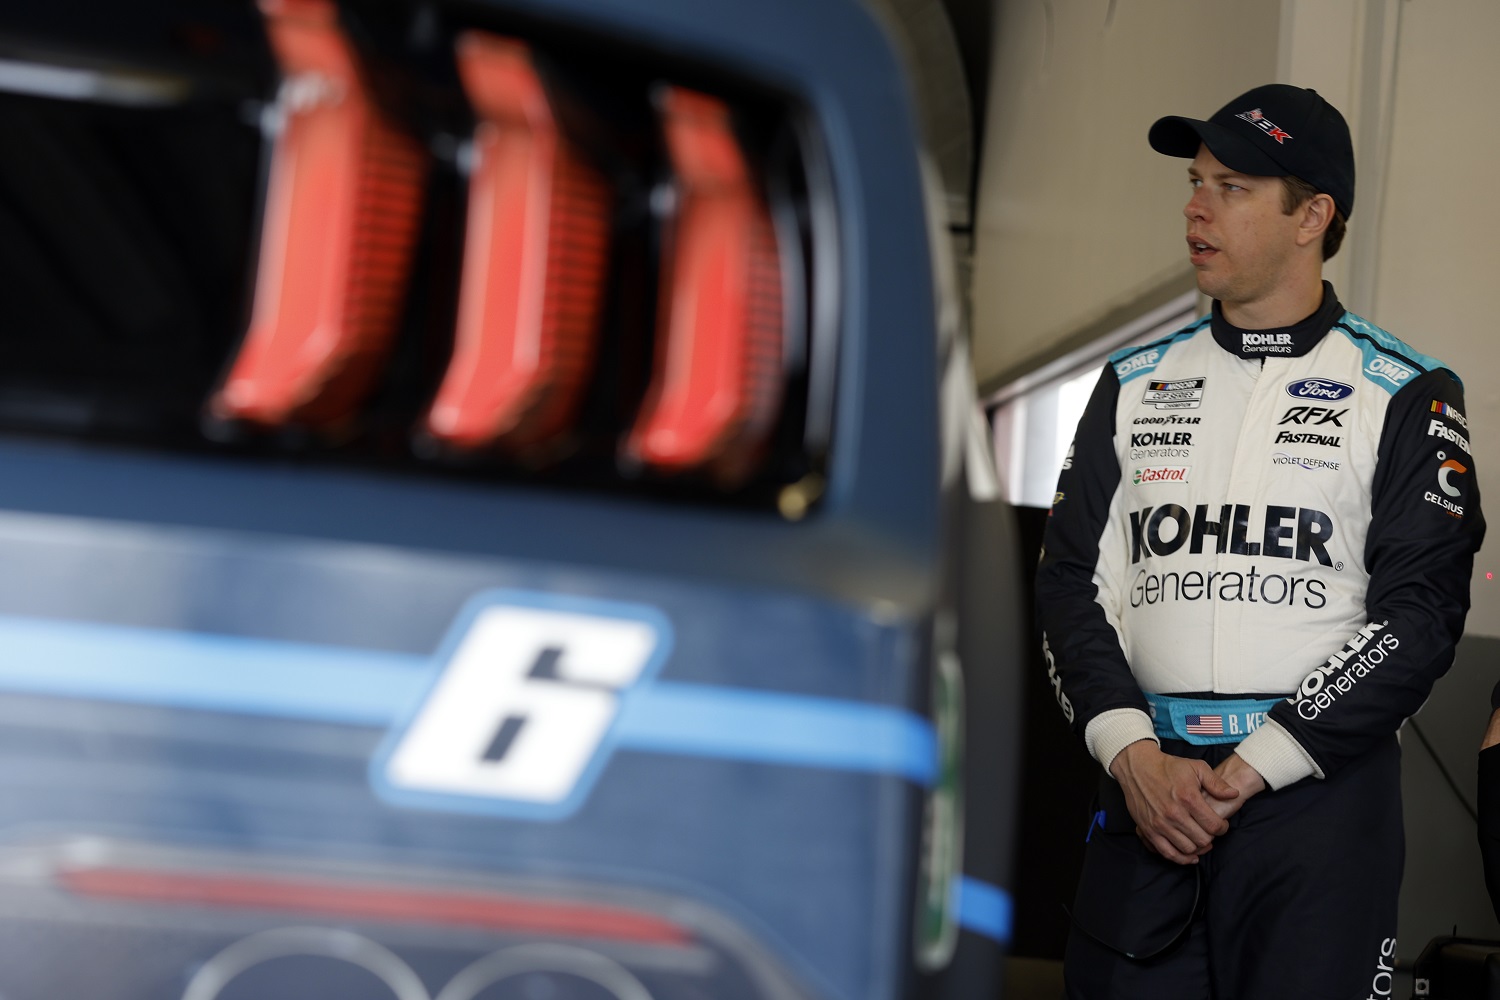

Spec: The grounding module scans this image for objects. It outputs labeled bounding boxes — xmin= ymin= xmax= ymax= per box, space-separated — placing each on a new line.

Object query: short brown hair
xmin=1281 ymin=175 xmax=1346 ymax=260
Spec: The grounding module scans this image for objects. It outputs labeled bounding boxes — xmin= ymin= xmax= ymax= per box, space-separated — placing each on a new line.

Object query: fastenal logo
xmin=1142 ymin=377 xmax=1205 ymax=410
xmin=1133 ymin=466 xmax=1190 ymax=485
xmin=1235 ymin=107 xmax=1292 ymax=143
xmin=1287 ymin=378 xmax=1354 ymax=401
xmin=1275 ymin=431 xmax=1341 ymax=447
xmin=1428 ymin=419 xmax=1470 ymax=455
xmin=1365 ymin=355 xmax=1414 ymax=386
xmin=1114 ymin=350 xmax=1160 ymax=378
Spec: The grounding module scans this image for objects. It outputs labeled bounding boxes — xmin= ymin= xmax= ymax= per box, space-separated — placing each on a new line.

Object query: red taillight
xmin=210 ymin=0 xmax=427 ymax=429
xmin=423 ymin=34 xmax=612 ymax=456
xmin=58 ymin=865 xmax=692 ymax=946
xmin=625 ymin=87 xmax=784 ymax=487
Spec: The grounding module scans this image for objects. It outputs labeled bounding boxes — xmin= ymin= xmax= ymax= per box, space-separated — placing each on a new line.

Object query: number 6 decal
xmin=372 ymin=592 xmax=672 ymax=820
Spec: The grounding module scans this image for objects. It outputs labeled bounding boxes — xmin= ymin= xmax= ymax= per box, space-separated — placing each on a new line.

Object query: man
xmin=1037 ymin=84 xmax=1485 ymax=997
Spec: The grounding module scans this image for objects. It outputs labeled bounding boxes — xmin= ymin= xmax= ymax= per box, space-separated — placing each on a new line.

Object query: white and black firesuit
xmin=1037 ymin=284 xmax=1484 ymax=997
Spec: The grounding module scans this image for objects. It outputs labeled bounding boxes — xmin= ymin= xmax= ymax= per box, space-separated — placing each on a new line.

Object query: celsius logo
xmin=1114 ymin=350 xmax=1160 ymax=377
xmin=1365 ymin=355 xmax=1414 ymax=386
xmin=1437 ymin=452 xmax=1467 ymax=497
xmin=1286 ymin=378 xmax=1354 ymax=401
xmin=1424 ymin=451 xmax=1467 ymax=518
xmin=1134 ymin=466 xmax=1190 ymax=485
xmin=1236 ymin=107 xmax=1292 ymax=143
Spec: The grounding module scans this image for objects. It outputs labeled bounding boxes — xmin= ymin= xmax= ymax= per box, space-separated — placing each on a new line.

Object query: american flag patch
xmin=1184 ymin=715 xmax=1224 ymax=735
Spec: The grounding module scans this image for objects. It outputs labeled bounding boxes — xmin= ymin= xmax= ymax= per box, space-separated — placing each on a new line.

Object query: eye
xmin=1189 ymin=178 xmax=1202 ymax=189
xmin=1224 ymin=183 xmax=1244 ymax=192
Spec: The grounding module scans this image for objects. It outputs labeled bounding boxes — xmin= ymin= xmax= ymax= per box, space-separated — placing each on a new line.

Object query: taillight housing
xmin=210 ymin=0 xmax=427 ymax=430
xmin=624 ymin=87 xmax=785 ymax=489
xmin=422 ymin=33 xmax=612 ymax=459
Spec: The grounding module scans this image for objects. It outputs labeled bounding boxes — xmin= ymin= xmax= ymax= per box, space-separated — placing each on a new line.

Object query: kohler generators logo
xmin=1129 ymin=502 xmax=1334 ymax=566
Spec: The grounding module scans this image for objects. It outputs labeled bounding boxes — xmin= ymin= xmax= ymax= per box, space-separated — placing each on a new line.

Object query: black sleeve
xmin=1034 ymin=367 xmax=1146 ymax=738
xmin=1269 ymin=369 xmax=1486 ymax=775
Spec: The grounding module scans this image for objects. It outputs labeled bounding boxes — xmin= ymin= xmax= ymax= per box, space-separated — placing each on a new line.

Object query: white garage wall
xmin=970 ymin=0 xmax=1279 ymax=387
xmin=1362 ymin=0 xmax=1500 ymax=635
xmin=973 ymin=0 xmax=1499 ymax=633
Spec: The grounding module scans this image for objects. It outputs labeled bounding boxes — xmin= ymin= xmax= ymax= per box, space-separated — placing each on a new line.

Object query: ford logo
xmin=1286 ymin=378 xmax=1354 ymax=401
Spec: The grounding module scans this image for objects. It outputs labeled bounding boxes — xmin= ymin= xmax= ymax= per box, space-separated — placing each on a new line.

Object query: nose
xmin=1185 ymin=186 xmax=1210 ymax=223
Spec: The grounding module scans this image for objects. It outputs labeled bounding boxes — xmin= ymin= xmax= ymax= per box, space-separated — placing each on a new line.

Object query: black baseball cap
xmin=1149 ymin=84 xmax=1355 ymax=219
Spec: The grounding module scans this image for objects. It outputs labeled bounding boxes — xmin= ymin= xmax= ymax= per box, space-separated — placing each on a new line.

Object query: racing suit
xmin=1037 ymin=284 xmax=1485 ymax=997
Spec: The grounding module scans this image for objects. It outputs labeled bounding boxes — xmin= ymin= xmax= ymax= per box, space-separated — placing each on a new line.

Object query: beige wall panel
xmin=1369 ymin=0 xmax=1500 ymax=634
xmin=971 ymin=0 xmax=1280 ymax=385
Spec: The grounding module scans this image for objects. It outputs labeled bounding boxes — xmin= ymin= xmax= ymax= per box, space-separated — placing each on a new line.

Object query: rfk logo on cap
xmin=1236 ymin=108 xmax=1292 ymax=143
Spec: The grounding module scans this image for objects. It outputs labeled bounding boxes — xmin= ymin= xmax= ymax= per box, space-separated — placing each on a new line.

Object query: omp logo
xmin=1290 ymin=621 xmax=1399 ymax=720
xmin=1236 ymin=107 xmax=1292 ymax=143
xmin=1428 ymin=419 xmax=1470 ymax=455
xmin=1287 ymin=378 xmax=1354 ymax=401
xmin=1279 ymin=406 xmax=1346 ymax=427
xmin=1114 ymin=350 xmax=1160 ymax=377
xmin=1128 ymin=503 xmax=1334 ymax=565
xmin=1133 ymin=466 xmax=1189 ymax=484
xmin=1365 ymin=355 xmax=1415 ymax=386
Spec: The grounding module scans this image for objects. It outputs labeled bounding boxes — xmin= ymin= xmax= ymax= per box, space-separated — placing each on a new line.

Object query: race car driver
xmin=1037 ymin=84 xmax=1485 ymax=997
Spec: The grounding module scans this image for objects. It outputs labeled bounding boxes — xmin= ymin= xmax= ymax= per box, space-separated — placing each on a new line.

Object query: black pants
xmin=1064 ymin=736 xmax=1403 ymax=1000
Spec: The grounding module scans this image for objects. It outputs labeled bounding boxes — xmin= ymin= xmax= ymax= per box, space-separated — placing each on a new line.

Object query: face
xmin=1183 ymin=145 xmax=1303 ymax=307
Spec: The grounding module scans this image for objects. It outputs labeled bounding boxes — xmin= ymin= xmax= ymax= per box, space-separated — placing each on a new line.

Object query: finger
xmin=1149 ymin=832 xmax=1199 ymax=865
xmin=1183 ymin=795 xmax=1231 ymax=837
xmin=1196 ymin=760 xmax=1242 ymax=800
xmin=1160 ymin=799 xmax=1220 ymax=848
xmin=1157 ymin=818 xmax=1207 ymax=856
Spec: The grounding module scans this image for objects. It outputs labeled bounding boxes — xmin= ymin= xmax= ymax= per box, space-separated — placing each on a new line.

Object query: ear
xmin=1295 ymin=192 xmax=1336 ymax=249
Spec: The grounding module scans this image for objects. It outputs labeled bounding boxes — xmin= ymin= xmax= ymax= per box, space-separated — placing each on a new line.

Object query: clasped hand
xmin=1108 ymin=740 xmax=1266 ymax=865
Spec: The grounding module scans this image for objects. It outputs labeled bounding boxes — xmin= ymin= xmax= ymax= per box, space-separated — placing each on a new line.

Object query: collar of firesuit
xmin=1211 ymin=280 xmax=1342 ymax=360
